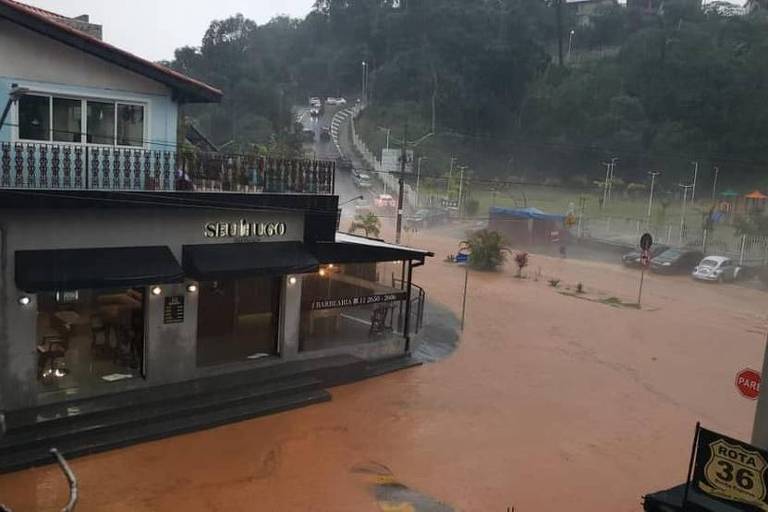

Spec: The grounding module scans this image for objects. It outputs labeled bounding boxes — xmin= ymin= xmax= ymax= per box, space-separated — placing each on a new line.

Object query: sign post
xmin=637 ymin=233 xmax=653 ymax=306
xmin=456 ymin=246 xmax=470 ymax=331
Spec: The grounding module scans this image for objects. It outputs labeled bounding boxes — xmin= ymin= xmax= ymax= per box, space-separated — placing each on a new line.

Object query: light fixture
xmin=18 ymin=296 xmax=31 ymax=306
xmin=288 ymin=276 xmax=297 ymax=285
xmin=319 ymin=268 xmax=326 ymax=277
xmin=151 ymin=286 xmax=162 ymax=296
xmin=186 ymin=284 xmax=198 ymax=293
xmin=328 ymin=264 xmax=334 ymax=269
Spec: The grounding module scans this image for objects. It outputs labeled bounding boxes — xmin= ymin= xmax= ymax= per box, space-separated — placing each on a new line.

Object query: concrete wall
xmin=0 ymin=20 xmax=177 ymax=149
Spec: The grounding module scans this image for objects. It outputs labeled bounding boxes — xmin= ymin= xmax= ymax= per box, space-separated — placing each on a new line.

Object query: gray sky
xmin=22 ymin=0 xmax=316 ymax=62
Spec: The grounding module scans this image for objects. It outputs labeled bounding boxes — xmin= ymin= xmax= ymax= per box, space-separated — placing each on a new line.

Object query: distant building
xmin=566 ymin=0 xmax=618 ymax=26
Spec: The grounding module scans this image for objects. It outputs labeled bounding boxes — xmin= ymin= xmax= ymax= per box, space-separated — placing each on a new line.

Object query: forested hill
xmin=169 ymin=0 xmax=768 ymax=185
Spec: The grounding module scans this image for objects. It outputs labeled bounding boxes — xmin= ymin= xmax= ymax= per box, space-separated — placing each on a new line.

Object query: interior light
xmin=288 ymin=276 xmax=297 ymax=285
xmin=186 ymin=284 xmax=198 ymax=293
xmin=319 ymin=268 xmax=326 ymax=277
xmin=151 ymin=286 xmax=162 ymax=296
xmin=18 ymin=296 xmax=31 ymax=306
xmin=328 ymin=264 xmax=335 ymax=269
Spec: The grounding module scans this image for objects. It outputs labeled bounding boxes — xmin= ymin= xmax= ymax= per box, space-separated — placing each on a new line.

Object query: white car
xmin=326 ymin=97 xmax=338 ymax=105
xmin=692 ymin=256 xmax=741 ymax=283
xmin=309 ymin=97 xmax=321 ymax=108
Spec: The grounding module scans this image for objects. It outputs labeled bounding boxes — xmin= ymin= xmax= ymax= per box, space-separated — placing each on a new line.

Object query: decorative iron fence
xmin=0 ymin=142 xmax=335 ymax=194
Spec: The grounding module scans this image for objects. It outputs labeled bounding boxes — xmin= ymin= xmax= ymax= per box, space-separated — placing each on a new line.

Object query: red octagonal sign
xmin=736 ymin=368 xmax=761 ymax=400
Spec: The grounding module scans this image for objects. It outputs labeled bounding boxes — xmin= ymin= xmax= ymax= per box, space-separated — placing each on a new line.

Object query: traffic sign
xmin=640 ymin=249 xmax=651 ymax=268
xmin=640 ymin=233 xmax=653 ymax=251
xmin=736 ymin=368 xmax=761 ymax=400
xmin=455 ymin=252 xmax=469 ymax=264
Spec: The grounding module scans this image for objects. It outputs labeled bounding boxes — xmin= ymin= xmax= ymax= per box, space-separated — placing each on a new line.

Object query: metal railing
xmin=0 ymin=142 xmax=335 ymax=194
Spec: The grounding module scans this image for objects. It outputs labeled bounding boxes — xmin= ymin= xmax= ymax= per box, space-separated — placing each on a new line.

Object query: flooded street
xmin=2 ymin=226 xmax=767 ymax=511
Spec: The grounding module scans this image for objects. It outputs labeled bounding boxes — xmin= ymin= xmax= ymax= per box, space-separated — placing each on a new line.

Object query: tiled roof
xmin=0 ymin=0 xmax=222 ymax=103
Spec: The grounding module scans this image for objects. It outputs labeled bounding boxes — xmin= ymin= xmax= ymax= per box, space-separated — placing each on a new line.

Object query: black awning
xmin=311 ymin=234 xmax=433 ymax=264
xmin=183 ymin=242 xmax=319 ymax=280
xmin=15 ymin=246 xmax=184 ymax=292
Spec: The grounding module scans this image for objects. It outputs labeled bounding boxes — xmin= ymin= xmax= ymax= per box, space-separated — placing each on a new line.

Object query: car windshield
xmin=699 ymin=259 xmax=719 ymax=268
xmin=656 ymin=249 xmax=680 ymax=260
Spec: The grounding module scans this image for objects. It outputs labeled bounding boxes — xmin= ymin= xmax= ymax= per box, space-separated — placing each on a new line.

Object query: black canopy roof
xmin=15 ymin=246 xmax=184 ymax=292
xmin=183 ymin=242 xmax=319 ymax=280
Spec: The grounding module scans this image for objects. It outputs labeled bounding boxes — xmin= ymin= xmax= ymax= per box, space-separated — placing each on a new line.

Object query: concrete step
xmin=364 ymin=356 xmax=422 ymax=379
xmin=0 ymin=388 xmax=330 ymax=474
xmin=0 ymin=375 xmax=322 ymax=455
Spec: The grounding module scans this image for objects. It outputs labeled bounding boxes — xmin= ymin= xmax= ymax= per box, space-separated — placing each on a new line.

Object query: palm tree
xmin=349 ymin=212 xmax=381 ymax=238
xmin=461 ymin=229 xmax=510 ymax=271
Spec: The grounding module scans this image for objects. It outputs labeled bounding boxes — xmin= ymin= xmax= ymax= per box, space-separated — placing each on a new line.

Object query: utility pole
xmin=416 ymin=157 xmax=426 ymax=208
xmin=555 ymin=0 xmax=564 ymax=66
xmin=601 ymin=161 xmax=611 ymax=209
xmin=361 ymin=61 xmax=367 ymax=105
xmin=458 ymin=166 xmax=465 ymax=216
xmin=396 ymin=123 xmax=408 ymax=245
xmin=678 ymin=183 xmax=693 ymax=244
xmin=712 ymin=166 xmax=719 ymax=203
xmin=690 ymin=161 xmax=699 ymax=204
xmin=607 ymin=157 xmax=618 ymax=202
xmin=648 ymin=170 xmax=661 ymax=222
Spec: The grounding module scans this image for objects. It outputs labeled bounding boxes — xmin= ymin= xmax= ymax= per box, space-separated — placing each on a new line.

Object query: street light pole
xmin=458 ymin=166 xmax=465 ymax=216
xmin=712 ymin=166 xmax=719 ymax=203
xmin=361 ymin=61 xmax=367 ymax=105
xmin=691 ymin=161 xmax=699 ymax=204
xmin=416 ymin=156 xmax=426 ymax=208
xmin=678 ymin=183 xmax=693 ymax=243
xmin=608 ymin=157 xmax=618 ymax=202
xmin=647 ymin=170 xmax=661 ymax=222
xmin=396 ymin=123 xmax=408 ymax=245
xmin=567 ymin=29 xmax=575 ymax=62
xmin=602 ymin=162 xmax=611 ymax=209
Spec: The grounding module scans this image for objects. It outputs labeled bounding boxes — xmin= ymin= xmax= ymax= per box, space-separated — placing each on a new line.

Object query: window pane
xmin=117 ymin=104 xmax=144 ymax=146
xmin=37 ymin=288 xmax=145 ymax=392
xmin=52 ymin=97 xmax=82 ymax=143
xmin=18 ymin=95 xmax=50 ymax=141
xmin=86 ymin=101 xmax=115 ymax=144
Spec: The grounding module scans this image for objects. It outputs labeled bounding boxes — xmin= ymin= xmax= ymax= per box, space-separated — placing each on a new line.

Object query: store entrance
xmin=197 ymin=276 xmax=281 ymax=366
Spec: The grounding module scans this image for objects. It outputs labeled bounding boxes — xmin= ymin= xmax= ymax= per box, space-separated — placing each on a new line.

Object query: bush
xmin=462 ymin=229 xmax=509 ymax=271
xmin=464 ymin=198 xmax=480 ymax=217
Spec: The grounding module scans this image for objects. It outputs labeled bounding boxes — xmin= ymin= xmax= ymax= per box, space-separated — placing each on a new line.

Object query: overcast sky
xmin=22 ymin=0 xmax=316 ymax=62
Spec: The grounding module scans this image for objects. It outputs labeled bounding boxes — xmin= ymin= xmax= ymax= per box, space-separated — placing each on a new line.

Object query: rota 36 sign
xmin=692 ymin=426 xmax=768 ymax=511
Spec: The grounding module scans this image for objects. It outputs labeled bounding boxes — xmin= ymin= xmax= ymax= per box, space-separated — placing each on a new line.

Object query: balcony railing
xmin=0 ymin=142 xmax=335 ymax=194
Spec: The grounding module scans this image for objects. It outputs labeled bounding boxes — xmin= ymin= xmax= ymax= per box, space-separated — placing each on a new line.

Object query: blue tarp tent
xmin=488 ymin=207 xmax=568 ymax=246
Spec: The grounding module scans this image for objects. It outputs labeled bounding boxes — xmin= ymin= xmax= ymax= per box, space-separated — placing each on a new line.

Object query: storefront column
xmin=280 ymin=275 xmax=302 ymax=358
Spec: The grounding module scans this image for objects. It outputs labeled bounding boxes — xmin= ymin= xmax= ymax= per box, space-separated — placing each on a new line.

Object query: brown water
xmin=1 ymin=227 xmax=765 ymax=511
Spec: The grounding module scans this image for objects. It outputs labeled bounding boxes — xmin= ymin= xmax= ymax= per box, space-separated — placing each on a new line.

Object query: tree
xmin=349 ymin=212 xmax=381 ymax=238
xmin=462 ymin=229 xmax=509 ymax=271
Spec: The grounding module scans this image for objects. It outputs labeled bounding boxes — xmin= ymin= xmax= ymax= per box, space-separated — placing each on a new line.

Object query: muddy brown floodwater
xmin=2 ymin=225 xmax=767 ymax=511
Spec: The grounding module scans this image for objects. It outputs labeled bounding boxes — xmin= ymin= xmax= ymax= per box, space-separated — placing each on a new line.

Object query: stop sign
xmin=736 ymin=368 xmax=761 ymax=400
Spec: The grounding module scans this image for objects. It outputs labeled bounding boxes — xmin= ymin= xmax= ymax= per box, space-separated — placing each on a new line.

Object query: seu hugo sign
xmin=204 ymin=219 xmax=287 ymax=240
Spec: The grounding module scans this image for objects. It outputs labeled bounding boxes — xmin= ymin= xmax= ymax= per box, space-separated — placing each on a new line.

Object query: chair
xmin=369 ymin=306 xmax=393 ymax=337
xmin=37 ymin=335 xmax=69 ymax=380
xmin=90 ymin=314 xmax=109 ymax=355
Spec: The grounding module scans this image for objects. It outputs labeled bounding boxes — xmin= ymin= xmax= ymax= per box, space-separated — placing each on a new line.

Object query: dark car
xmin=301 ymin=129 xmax=315 ymax=142
xmin=621 ymin=244 xmax=669 ymax=267
xmin=649 ymin=248 xmax=704 ymax=274
xmin=320 ymin=127 xmax=331 ymax=141
xmin=405 ymin=208 xmax=450 ymax=230
xmin=337 ymin=156 xmax=353 ymax=173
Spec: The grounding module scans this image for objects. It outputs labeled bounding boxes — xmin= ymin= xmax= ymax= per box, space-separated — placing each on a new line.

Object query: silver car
xmin=692 ymin=256 xmax=741 ymax=283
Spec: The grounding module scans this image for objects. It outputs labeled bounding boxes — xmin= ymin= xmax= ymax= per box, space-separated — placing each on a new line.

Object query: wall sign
xmin=311 ymin=292 xmax=407 ymax=310
xmin=163 ymin=296 xmax=185 ymax=324
xmin=204 ymin=219 xmax=287 ymax=239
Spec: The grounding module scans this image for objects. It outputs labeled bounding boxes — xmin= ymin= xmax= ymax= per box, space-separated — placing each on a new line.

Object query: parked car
xmin=649 ymin=248 xmax=704 ymax=274
xmin=692 ymin=256 xmax=741 ymax=283
xmin=309 ymin=108 xmax=320 ymax=118
xmin=354 ymin=201 xmax=372 ymax=215
xmin=320 ymin=127 xmax=331 ymax=141
xmin=301 ymin=129 xmax=315 ymax=142
xmin=374 ymin=193 xmax=396 ymax=209
xmin=336 ymin=156 xmax=353 ymax=173
xmin=309 ymin=97 xmax=321 ymax=108
xmin=621 ymin=244 xmax=669 ymax=267
xmin=405 ymin=208 xmax=450 ymax=230
xmin=352 ymin=171 xmax=372 ymax=188
xmin=326 ymin=97 xmax=347 ymax=105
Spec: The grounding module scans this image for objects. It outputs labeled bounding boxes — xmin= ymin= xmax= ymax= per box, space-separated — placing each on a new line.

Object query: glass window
xmin=52 ymin=97 xmax=82 ymax=143
xmin=18 ymin=94 xmax=50 ymax=141
xmin=37 ymin=288 xmax=145 ymax=393
xmin=299 ymin=262 xmax=406 ymax=352
xmin=197 ymin=277 xmax=281 ymax=366
xmin=117 ymin=104 xmax=144 ymax=146
xmin=86 ymin=101 xmax=115 ymax=144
